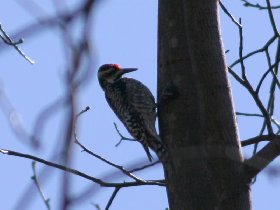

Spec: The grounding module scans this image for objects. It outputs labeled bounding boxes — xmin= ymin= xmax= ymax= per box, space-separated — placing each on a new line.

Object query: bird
xmin=98 ymin=64 xmax=168 ymax=163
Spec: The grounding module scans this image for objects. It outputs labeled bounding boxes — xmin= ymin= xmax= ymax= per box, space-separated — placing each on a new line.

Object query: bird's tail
xmin=147 ymin=134 xmax=171 ymax=167
xmin=142 ymin=144 xmax=153 ymax=162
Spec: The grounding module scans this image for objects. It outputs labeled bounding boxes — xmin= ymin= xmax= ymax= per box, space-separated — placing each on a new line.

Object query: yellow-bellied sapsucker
xmin=98 ymin=64 xmax=168 ymax=163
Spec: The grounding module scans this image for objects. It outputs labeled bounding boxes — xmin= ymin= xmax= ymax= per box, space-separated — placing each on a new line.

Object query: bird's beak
xmin=120 ymin=68 xmax=138 ymax=75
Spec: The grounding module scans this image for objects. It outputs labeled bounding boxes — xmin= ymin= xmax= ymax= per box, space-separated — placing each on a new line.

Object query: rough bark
xmin=157 ymin=0 xmax=252 ymax=209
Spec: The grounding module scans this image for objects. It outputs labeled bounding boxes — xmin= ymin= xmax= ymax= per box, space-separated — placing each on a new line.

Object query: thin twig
xmin=31 ymin=161 xmax=51 ymax=210
xmin=228 ymin=67 xmax=244 ymax=85
xmin=228 ymin=23 xmax=275 ymax=138
xmin=256 ymin=44 xmax=280 ymax=152
xmin=265 ymin=0 xmax=279 ymax=35
xmin=234 ymin=18 xmax=274 ymax=134
xmin=230 ymin=35 xmax=278 ymax=68
xmin=76 ymin=105 xmax=91 ymax=118
xmin=75 ymin=139 xmax=147 ymax=182
xmin=129 ymin=160 xmax=161 ymax=173
xmin=247 ymin=87 xmax=273 ymax=135
xmin=238 ymin=18 xmax=246 ymax=80
xmin=241 ymin=0 xmax=280 ymax=10
xmin=219 ymin=1 xmax=242 ymax=27
xmin=113 ymin=122 xmax=136 ymax=147
xmin=74 ymin=107 xmax=147 ymax=182
xmin=256 ymin=58 xmax=280 ymax=93
xmin=105 ymin=187 xmax=120 ymax=210
xmin=229 ymin=69 xmax=273 ymax=135
xmin=236 ymin=112 xmax=280 ymax=129
xmin=236 ymin=112 xmax=262 ymax=117
xmin=267 ymin=39 xmax=280 ymax=119
xmin=92 ymin=204 xmax=102 ymax=210
xmin=0 ymin=23 xmax=34 ymax=64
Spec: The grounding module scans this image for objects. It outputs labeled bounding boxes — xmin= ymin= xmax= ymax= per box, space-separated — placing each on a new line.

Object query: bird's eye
xmin=105 ymin=68 xmax=117 ymax=77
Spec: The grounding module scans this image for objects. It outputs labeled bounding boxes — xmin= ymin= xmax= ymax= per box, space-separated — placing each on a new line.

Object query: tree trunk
xmin=157 ymin=0 xmax=252 ymax=209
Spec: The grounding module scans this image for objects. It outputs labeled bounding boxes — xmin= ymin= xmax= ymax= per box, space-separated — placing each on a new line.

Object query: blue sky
xmin=0 ymin=0 xmax=279 ymax=210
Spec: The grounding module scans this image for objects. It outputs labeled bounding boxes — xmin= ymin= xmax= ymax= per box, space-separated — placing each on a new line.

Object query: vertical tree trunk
xmin=157 ymin=0 xmax=252 ymax=209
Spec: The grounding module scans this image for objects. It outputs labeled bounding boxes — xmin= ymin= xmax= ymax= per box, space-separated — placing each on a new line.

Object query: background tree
xmin=0 ymin=0 xmax=280 ymax=210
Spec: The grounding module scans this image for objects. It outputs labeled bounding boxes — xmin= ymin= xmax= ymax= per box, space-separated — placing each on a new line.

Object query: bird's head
xmin=98 ymin=64 xmax=137 ymax=87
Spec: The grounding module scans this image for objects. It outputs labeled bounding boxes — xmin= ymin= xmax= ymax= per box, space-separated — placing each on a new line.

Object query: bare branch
xmin=92 ymin=204 xmax=102 ymax=210
xmin=0 ymin=85 xmax=38 ymax=148
xmin=236 ymin=112 xmax=280 ymax=129
xmin=238 ymin=18 xmax=246 ymax=80
xmin=0 ymin=148 xmax=106 ymax=185
xmin=266 ymin=40 xmax=280 ymax=122
xmin=129 ymin=160 xmax=160 ymax=173
xmin=241 ymin=0 xmax=280 ymax=10
xmin=219 ymin=1 xmax=242 ymax=27
xmin=113 ymin=122 xmax=136 ymax=147
xmin=228 ymin=67 xmax=245 ymax=85
xmin=74 ymin=106 xmax=149 ymax=182
xmin=14 ymin=0 xmax=47 ymax=18
xmin=0 ymin=149 xmax=165 ymax=188
xmin=31 ymin=161 xmax=51 ymax=210
xmin=236 ymin=112 xmax=262 ymax=117
xmin=229 ymin=18 xmax=274 ymax=135
xmin=229 ymin=66 xmax=273 ymax=134
xmin=241 ymin=134 xmax=276 ymax=146
xmin=67 ymin=159 xmax=162 ymax=206
xmin=230 ymin=35 xmax=278 ymax=68
xmin=76 ymin=105 xmax=91 ymax=118
xmin=244 ymin=136 xmax=280 ymax=180
xmin=256 ymin=59 xmax=280 ymax=93
xmin=265 ymin=0 xmax=279 ymax=35
xmin=105 ymin=187 xmax=120 ymax=210
xmin=0 ymin=23 xmax=34 ymax=64
xmin=75 ymin=139 xmax=147 ymax=182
